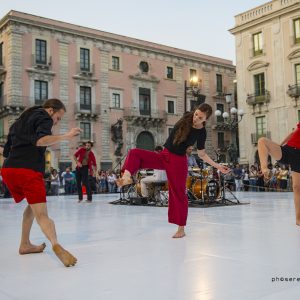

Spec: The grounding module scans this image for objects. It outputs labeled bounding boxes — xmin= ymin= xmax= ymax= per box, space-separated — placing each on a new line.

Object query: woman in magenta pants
xmin=117 ymin=103 xmax=230 ymax=238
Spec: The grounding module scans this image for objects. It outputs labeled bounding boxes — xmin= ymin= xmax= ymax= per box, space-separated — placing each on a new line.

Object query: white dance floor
xmin=1 ymin=192 xmax=300 ymax=300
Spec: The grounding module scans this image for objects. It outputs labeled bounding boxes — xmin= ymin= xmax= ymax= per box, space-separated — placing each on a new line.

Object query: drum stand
xmin=219 ymin=174 xmax=240 ymax=204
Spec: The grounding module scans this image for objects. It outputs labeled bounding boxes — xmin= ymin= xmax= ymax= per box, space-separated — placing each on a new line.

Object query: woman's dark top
xmin=164 ymin=124 xmax=207 ymax=156
xmin=3 ymin=108 xmax=53 ymax=173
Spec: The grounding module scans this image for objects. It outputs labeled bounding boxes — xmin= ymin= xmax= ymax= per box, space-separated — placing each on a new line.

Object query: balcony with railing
xmin=123 ymin=107 xmax=167 ymax=127
xmin=246 ymin=90 xmax=270 ymax=106
xmin=287 ymin=84 xmax=300 ymax=98
xmin=31 ymin=54 xmax=52 ymax=71
xmin=0 ymin=95 xmax=27 ymax=118
xmin=251 ymin=131 xmax=271 ymax=144
xmin=76 ymin=63 xmax=95 ymax=77
xmin=74 ymin=103 xmax=101 ymax=121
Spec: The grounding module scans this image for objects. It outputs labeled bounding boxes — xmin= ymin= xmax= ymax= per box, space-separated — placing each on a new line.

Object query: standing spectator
xmin=50 ymin=169 xmax=60 ymax=196
xmin=243 ymin=167 xmax=250 ymax=191
xmin=63 ymin=167 xmax=74 ymax=195
xmin=256 ymin=166 xmax=265 ymax=192
xmin=279 ymin=165 xmax=289 ymax=191
xmin=249 ymin=165 xmax=258 ymax=191
xmin=74 ymin=141 xmax=97 ymax=202
xmin=97 ymin=170 xmax=107 ymax=193
xmin=107 ymin=170 xmax=117 ymax=193
xmin=232 ymin=163 xmax=243 ymax=191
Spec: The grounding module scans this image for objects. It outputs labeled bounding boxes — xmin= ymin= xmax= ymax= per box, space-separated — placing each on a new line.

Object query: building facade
xmin=230 ymin=0 xmax=300 ymax=165
xmin=0 ymin=11 xmax=235 ymax=171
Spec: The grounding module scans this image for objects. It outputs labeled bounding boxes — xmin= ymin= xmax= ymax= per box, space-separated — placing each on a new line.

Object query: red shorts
xmin=1 ymin=168 xmax=46 ymax=204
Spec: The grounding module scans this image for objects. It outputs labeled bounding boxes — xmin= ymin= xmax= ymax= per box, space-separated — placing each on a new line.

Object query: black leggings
xmin=76 ymin=166 xmax=92 ymax=200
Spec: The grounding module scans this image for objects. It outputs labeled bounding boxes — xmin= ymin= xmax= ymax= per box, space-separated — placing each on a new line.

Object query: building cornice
xmin=229 ymin=1 xmax=300 ymax=35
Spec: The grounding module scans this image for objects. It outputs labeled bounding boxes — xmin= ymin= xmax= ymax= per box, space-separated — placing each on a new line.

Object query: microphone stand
xmin=111 ymin=151 xmax=129 ymax=204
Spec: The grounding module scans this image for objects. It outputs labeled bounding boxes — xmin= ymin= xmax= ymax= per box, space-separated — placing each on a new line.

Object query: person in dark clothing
xmin=1 ymin=99 xmax=81 ymax=267
xmin=74 ymin=141 xmax=97 ymax=202
xmin=116 ymin=103 xmax=230 ymax=238
xmin=258 ymin=123 xmax=300 ymax=225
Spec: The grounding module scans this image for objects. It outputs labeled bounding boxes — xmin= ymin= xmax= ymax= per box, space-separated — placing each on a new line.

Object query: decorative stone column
xmin=58 ymin=40 xmax=70 ymax=164
xmin=202 ymin=67 xmax=214 ymax=157
xmin=99 ymin=49 xmax=112 ymax=170
xmin=7 ymin=26 xmax=23 ymax=106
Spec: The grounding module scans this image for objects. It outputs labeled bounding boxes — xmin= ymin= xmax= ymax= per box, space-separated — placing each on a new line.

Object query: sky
xmin=0 ymin=0 xmax=267 ymax=63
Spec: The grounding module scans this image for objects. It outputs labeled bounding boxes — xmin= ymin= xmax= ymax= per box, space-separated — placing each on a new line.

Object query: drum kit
xmin=186 ymin=167 xmax=221 ymax=204
xmin=134 ymin=171 xmax=169 ymax=206
xmin=120 ymin=166 xmax=221 ymax=206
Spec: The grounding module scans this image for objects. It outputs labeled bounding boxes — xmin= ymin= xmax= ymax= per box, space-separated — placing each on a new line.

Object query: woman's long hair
xmin=173 ymin=103 xmax=212 ymax=145
xmin=17 ymin=98 xmax=66 ymax=120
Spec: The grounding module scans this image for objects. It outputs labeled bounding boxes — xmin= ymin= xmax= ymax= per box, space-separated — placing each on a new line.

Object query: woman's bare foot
xmin=19 ymin=242 xmax=46 ymax=255
xmin=172 ymin=226 xmax=186 ymax=238
xmin=52 ymin=244 xmax=77 ymax=267
xmin=116 ymin=177 xmax=133 ymax=187
xmin=296 ymin=221 xmax=300 ymax=226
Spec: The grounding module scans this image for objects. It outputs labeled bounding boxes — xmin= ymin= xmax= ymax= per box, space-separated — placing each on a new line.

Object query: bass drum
xmin=192 ymin=179 xmax=208 ymax=198
xmin=186 ymin=176 xmax=194 ymax=190
xmin=205 ymin=179 xmax=220 ymax=200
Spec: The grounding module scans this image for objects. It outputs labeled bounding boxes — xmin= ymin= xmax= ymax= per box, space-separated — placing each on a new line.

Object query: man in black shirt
xmin=2 ymin=99 xmax=81 ymax=267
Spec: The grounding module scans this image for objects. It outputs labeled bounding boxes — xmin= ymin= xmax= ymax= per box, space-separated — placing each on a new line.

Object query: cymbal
xmin=191 ymin=167 xmax=200 ymax=172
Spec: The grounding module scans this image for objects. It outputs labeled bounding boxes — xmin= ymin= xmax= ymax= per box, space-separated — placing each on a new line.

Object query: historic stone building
xmin=0 ymin=11 xmax=235 ymax=170
xmin=230 ymin=0 xmax=300 ymax=165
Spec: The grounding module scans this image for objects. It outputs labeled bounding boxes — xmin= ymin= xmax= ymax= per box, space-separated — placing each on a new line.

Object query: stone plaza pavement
xmin=1 ymin=191 xmax=300 ymax=300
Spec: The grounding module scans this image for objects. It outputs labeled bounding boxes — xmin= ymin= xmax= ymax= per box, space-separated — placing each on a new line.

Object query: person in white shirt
xmin=140 ymin=146 xmax=167 ymax=197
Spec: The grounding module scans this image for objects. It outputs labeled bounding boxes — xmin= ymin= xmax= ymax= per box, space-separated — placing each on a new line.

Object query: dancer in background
xmin=258 ymin=124 xmax=300 ymax=225
xmin=74 ymin=141 xmax=97 ymax=202
xmin=117 ymin=103 xmax=230 ymax=238
xmin=1 ymin=99 xmax=81 ymax=267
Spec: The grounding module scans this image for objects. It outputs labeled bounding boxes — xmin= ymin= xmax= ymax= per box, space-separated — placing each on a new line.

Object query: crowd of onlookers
xmin=43 ymin=167 xmax=122 ymax=196
xmin=0 ymin=167 xmax=122 ymax=197
xmin=222 ymin=163 xmax=293 ymax=192
xmin=0 ymin=162 xmax=293 ymax=198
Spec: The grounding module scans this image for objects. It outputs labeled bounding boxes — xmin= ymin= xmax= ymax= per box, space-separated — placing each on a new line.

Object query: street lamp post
xmin=184 ymin=76 xmax=205 ymax=112
xmin=214 ymin=93 xmax=244 ymax=163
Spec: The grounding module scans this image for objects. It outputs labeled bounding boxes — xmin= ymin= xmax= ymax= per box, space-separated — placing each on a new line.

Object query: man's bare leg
xmin=19 ymin=205 xmax=46 ymax=254
xmin=30 ymin=203 xmax=77 ymax=267
xmin=257 ymin=137 xmax=282 ymax=177
xmin=173 ymin=226 xmax=186 ymax=238
xmin=292 ymin=172 xmax=300 ymax=226
xmin=116 ymin=170 xmax=133 ymax=187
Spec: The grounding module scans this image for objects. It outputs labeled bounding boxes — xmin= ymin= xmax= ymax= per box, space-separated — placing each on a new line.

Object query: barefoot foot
xmin=52 ymin=244 xmax=77 ymax=267
xmin=19 ymin=242 xmax=46 ymax=255
xmin=172 ymin=229 xmax=186 ymax=238
xmin=116 ymin=177 xmax=133 ymax=187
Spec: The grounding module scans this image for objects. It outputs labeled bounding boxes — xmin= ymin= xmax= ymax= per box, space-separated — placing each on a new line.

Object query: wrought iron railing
xmin=251 ymin=131 xmax=271 ymax=144
xmin=287 ymin=84 xmax=300 ymax=98
xmin=123 ymin=107 xmax=167 ymax=120
xmin=246 ymin=90 xmax=270 ymax=105
xmin=74 ymin=103 xmax=101 ymax=115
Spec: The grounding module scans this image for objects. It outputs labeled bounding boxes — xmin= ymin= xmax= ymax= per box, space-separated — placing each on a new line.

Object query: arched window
xmin=136 ymin=131 xmax=154 ymax=151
